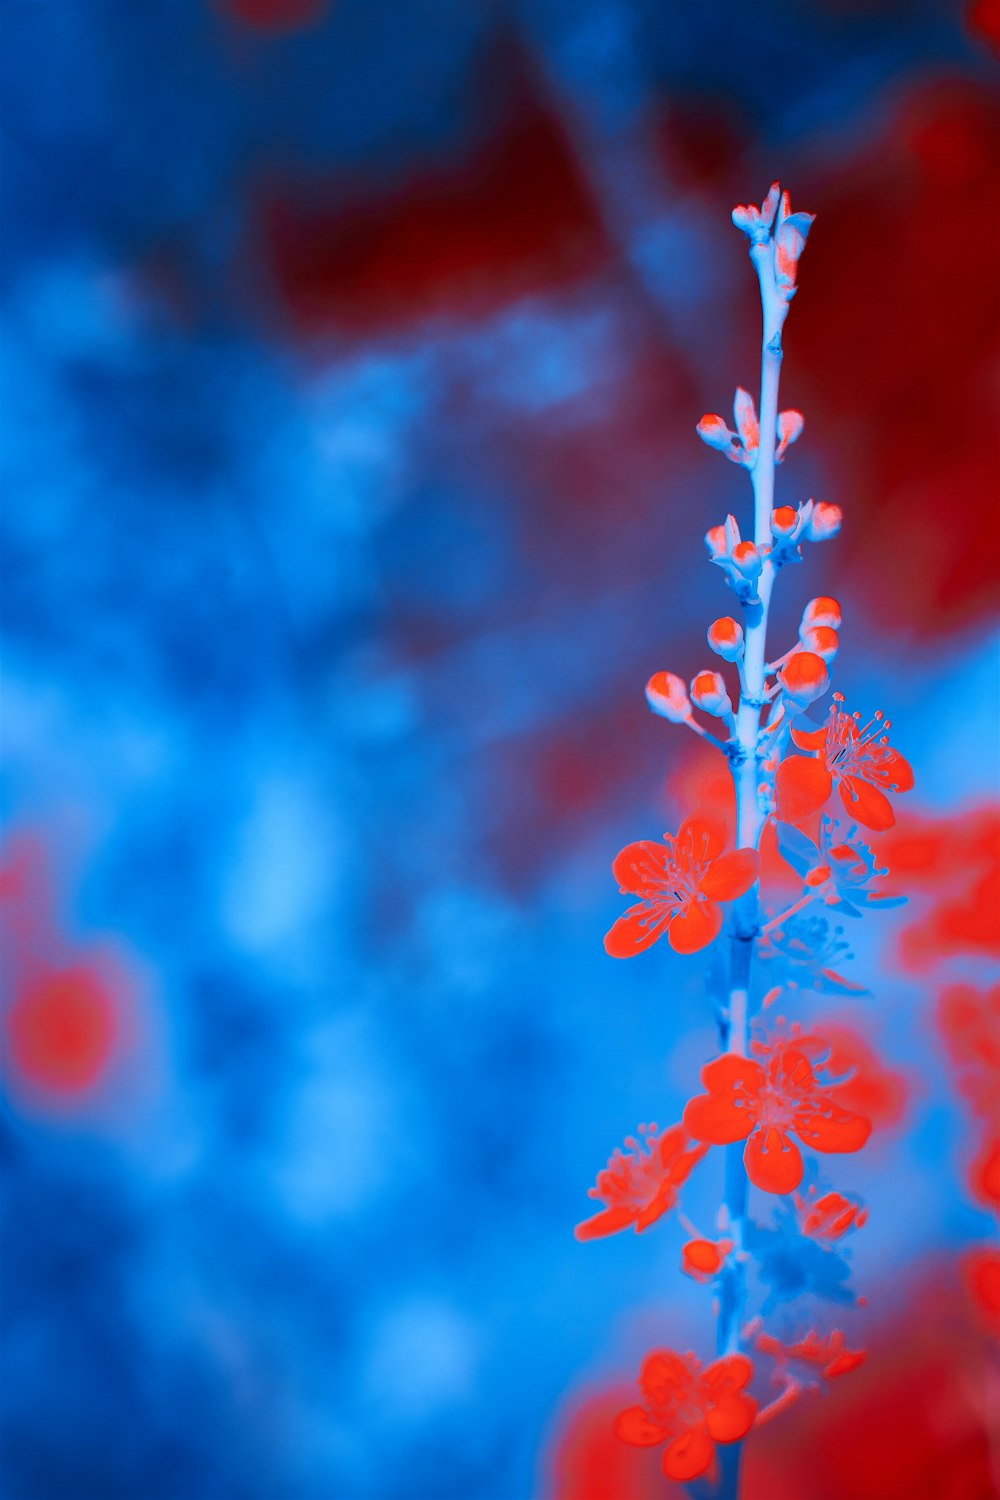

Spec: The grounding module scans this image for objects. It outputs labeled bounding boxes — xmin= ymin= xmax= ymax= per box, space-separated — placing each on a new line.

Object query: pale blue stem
xmin=703 ymin=244 xmax=790 ymax=1500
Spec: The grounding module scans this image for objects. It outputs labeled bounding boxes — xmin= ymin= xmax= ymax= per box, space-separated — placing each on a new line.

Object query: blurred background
xmin=1 ymin=2 xmax=998 ymax=1497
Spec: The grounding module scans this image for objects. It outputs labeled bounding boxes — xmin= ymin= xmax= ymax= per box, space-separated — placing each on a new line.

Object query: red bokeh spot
xmin=259 ymin=83 xmax=608 ymax=333
xmin=217 ymin=0 xmax=327 ymax=30
xmin=967 ymin=0 xmax=1000 ymax=52
xmin=884 ymin=806 xmax=1000 ymax=969
xmin=6 ymin=962 xmax=118 ymax=1094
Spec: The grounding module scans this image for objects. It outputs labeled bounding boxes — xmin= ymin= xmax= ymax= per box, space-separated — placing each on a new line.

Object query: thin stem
xmin=712 ymin=235 xmax=790 ymax=1500
xmin=754 ymin=1378 xmax=802 ymax=1427
xmin=760 ymin=893 xmax=814 ymax=934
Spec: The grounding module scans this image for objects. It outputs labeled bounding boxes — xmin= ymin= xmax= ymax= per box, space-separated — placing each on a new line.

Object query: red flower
xmin=683 ymin=1044 xmax=872 ymax=1194
xmin=962 ymin=1246 xmax=1000 ymax=1333
xmin=605 ymin=814 xmax=758 ymax=958
xmin=615 ymin=1350 xmax=758 ymax=1483
xmin=799 ymin=1189 xmax=868 ymax=1241
xmin=681 ymin=1236 xmax=733 ymax=1283
xmin=575 ymin=1124 xmax=708 ymax=1241
xmin=756 ymin=1328 xmax=866 ymax=1380
xmin=971 ymin=1134 xmax=1000 ymax=1211
xmin=775 ymin=693 xmax=913 ymax=832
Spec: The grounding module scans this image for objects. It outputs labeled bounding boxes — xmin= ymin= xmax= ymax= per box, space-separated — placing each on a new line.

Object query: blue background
xmin=1 ymin=2 xmax=998 ymax=1497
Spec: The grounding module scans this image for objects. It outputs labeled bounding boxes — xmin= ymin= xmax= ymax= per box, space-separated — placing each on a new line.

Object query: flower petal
xmin=702 ymin=1354 xmax=754 ymax=1397
xmin=662 ymin=1426 xmax=715 ymax=1482
xmin=745 ymin=1124 xmax=804 ymax=1193
xmin=790 ymin=724 xmax=826 ymax=751
xmin=611 ymin=841 xmax=675 ymax=898
xmin=699 ymin=848 xmax=759 ymax=902
xmin=684 ymin=1056 xmax=764 ymax=1144
xmin=838 ymin=776 xmax=895 ymax=831
xmin=641 ymin=1351 xmax=693 ymax=1409
xmin=615 ymin=1406 xmax=671 ymax=1446
xmin=678 ymin=812 xmax=728 ymax=863
xmin=574 ymin=1206 xmax=636 ymax=1242
xmin=776 ymin=756 xmax=833 ymax=823
xmin=705 ymin=1393 xmax=758 ymax=1443
xmin=669 ymin=899 xmax=723 ymax=954
xmin=634 ymin=1183 xmax=678 ymax=1233
xmin=795 ymin=1098 xmax=872 ymax=1154
xmin=884 ymin=751 xmax=914 ymax=792
xmin=604 ymin=901 xmax=672 ymax=958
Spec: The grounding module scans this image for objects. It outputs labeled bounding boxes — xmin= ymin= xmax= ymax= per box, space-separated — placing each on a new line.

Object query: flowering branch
xmin=575 ymin=184 xmax=912 ymax=1499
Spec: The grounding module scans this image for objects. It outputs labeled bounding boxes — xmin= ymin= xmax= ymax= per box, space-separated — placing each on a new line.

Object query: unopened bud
xmin=770 ymin=505 xmax=799 ymax=538
xmin=802 ymin=596 xmax=842 ymax=630
xmin=776 ymin=410 xmax=804 ymax=461
xmin=646 ymin=671 xmax=692 ymax=723
xmin=805 ymin=502 xmax=842 ymax=542
xmin=696 ymin=414 xmax=735 ymax=453
xmin=690 ymin=670 xmax=733 ymax=718
xmin=799 ymin=625 xmax=839 ymax=662
xmin=707 ymin=617 xmax=745 ymax=661
xmin=732 ymin=541 xmax=762 ymax=580
xmin=778 ymin=650 xmax=830 ymax=707
xmin=705 ymin=524 xmax=727 ymax=559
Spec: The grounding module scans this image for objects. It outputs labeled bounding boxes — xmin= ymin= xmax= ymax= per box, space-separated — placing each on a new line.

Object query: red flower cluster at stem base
xmin=615 ymin=1350 xmax=758 ymax=1482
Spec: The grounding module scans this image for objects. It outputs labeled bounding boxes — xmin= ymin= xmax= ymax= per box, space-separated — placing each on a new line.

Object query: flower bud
xmin=707 ymin=616 xmax=744 ymax=661
xmin=690 ymin=670 xmax=733 ymax=718
xmin=802 ymin=596 xmax=842 ymax=630
xmin=776 ymin=410 xmax=804 ymax=461
xmin=770 ymin=505 xmax=799 ymax=538
xmin=778 ymin=650 xmax=830 ymax=707
xmin=705 ymin=524 xmax=727 ymax=559
xmin=733 ymin=387 xmax=759 ymax=453
xmin=645 ymin=671 xmax=692 ymax=723
xmin=799 ymin=625 xmax=839 ymax=662
xmin=805 ymin=501 xmax=842 ymax=541
xmin=732 ymin=541 xmax=762 ymax=580
xmin=696 ymin=414 xmax=735 ymax=453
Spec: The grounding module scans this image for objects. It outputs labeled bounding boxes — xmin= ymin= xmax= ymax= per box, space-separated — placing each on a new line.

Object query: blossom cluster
xmin=575 ymin=185 xmax=913 ymax=1492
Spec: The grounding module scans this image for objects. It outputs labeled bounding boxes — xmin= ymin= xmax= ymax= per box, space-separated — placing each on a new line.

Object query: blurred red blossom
xmin=615 ymin=1350 xmax=757 ymax=1483
xmin=1 ymin=833 xmax=133 ymax=1106
xmin=756 ymin=1328 xmax=866 ymax=1382
xmin=575 ymin=1124 xmax=707 ymax=1242
xmin=549 ymin=1278 xmax=996 ymax=1500
xmin=883 ymin=807 xmax=1000 ymax=968
xmin=798 ymin=1189 xmax=868 ymax=1242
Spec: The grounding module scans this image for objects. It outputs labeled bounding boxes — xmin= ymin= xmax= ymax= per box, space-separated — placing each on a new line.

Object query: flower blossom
xmin=575 ymin=1123 xmax=707 ymax=1241
xmin=605 ymin=814 xmax=758 ymax=958
xmin=797 ymin=1189 xmax=868 ymax=1241
xmin=616 ymin=1350 xmax=758 ymax=1482
xmin=775 ymin=819 xmax=907 ymax=917
xmin=756 ymin=1328 xmax=866 ymax=1380
xmin=776 ymin=693 xmax=913 ymax=832
xmin=962 ymin=1247 xmax=1000 ymax=1333
xmin=683 ymin=1042 xmax=872 ymax=1193
xmin=757 ymin=912 xmax=867 ymax=995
